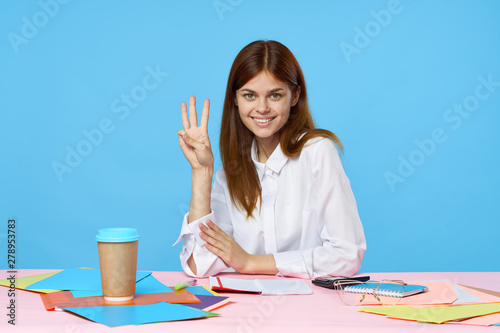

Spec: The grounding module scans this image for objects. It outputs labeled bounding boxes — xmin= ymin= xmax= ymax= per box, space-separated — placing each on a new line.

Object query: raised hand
xmin=178 ymin=96 xmax=214 ymax=170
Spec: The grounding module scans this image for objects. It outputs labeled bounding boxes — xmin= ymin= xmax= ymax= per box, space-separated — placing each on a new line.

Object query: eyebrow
xmin=240 ymin=88 xmax=285 ymax=94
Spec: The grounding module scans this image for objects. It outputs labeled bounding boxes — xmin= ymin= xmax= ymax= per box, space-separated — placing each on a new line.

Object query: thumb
xmin=179 ymin=132 xmax=206 ymax=152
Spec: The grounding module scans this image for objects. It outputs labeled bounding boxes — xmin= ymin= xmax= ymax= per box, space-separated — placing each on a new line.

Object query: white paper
xmin=257 ymin=279 xmax=312 ymax=295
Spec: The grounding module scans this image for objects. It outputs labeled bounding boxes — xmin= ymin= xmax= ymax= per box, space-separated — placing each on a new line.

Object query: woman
xmin=174 ymin=40 xmax=366 ymax=278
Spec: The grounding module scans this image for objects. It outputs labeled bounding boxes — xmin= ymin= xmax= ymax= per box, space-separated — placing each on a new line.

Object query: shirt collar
xmin=251 ymin=139 xmax=289 ymax=180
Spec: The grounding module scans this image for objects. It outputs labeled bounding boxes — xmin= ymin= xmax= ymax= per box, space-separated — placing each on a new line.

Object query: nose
xmin=254 ymin=98 xmax=270 ymax=113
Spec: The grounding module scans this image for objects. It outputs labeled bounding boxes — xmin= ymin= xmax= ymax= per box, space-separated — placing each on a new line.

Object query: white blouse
xmin=173 ymin=137 xmax=366 ymax=279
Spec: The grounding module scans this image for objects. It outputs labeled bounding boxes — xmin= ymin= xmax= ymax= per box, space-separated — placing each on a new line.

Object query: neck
xmin=256 ymin=136 xmax=280 ymax=163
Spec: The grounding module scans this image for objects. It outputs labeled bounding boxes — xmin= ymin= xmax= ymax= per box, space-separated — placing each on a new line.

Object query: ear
xmin=291 ymin=86 xmax=301 ymax=107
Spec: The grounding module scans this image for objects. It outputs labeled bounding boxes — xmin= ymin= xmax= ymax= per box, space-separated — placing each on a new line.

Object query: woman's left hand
xmin=199 ymin=220 xmax=253 ymax=273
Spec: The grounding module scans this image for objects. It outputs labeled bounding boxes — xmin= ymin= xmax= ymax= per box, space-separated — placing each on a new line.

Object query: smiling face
xmin=235 ymin=71 xmax=300 ymax=157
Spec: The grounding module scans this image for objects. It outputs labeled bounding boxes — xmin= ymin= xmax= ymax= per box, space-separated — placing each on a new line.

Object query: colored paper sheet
xmin=41 ymin=288 xmax=200 ymax=311
xmin=359 ymin=302 xmax=500 ymax=324
xmin=456 ymin=285 xmax=500 ymax=303
xmin=448 ymin=312 xmax=500 ymax=327
xmin=179 ymin=295 xmax=230 ymax=311
xmin=459 ymin=284 xmax=500 ymax=298
xmin=62 ymin=302 xmax=216 ymax=327
xmin=428 ymin=280 xmax=496 ymax=304
xmin=444 ymin=285 xmax=500 ymax=326
xmin=452 ymin=283 xmax=484 ymax=304
xmin=71 ymin=274 xmax=172 ymax=297
xmin=133 ymin=274 xmax=173 ymax=293
xmin=185 ymin=285 xmax=220 ymax=296
xmin=26 ymin=268 xmax=151 ymax=291
xmin=0 ymin=271 xmax=62 ymax=293
xmin=357 ymin=280 xmax=457 ymax=305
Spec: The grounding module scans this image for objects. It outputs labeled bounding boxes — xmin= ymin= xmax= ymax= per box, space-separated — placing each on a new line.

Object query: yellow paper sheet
xmin=202 ymin=285 xmax=221 ymax=296
xmin=359 ymin=302 xmax=500 ymax=324
xmin=0 ymin=271 xmax=62 ymax=293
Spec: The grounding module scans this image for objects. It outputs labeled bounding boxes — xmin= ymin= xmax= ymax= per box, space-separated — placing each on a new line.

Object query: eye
xmin=270 ymin=93 xmax=282 ymax=99
xmin=244 ymin=93 xmax=255 ymax=100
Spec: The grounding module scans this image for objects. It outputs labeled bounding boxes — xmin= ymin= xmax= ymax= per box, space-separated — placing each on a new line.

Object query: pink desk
xmin=1 ymin=270 xmax=499 ymax=332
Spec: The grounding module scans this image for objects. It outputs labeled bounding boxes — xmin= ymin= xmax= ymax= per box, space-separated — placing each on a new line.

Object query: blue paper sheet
xmin=62 ymin=302 xmax=212 ymax=327
xmin=185 ymin=286 xmax=217 ymax=296
xmin=26 ymin=268 xmax=151 ymax=291
xmin=71 ymin=274 xmax=172 ymax=297
xmin=452 ymin=283 xmax=484 ymax=304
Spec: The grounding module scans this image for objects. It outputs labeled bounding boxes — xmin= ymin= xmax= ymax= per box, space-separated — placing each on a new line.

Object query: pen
xmin=174 ymin=279 xmax=197 ymax=290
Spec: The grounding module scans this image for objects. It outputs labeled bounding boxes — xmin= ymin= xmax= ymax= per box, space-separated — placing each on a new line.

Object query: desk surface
xmin=1 ymin=270 xmax=499 ymax=332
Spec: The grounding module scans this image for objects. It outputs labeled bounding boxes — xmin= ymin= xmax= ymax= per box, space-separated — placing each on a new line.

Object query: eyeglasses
xmin=333 ymin=279 xmax=407 ymax=306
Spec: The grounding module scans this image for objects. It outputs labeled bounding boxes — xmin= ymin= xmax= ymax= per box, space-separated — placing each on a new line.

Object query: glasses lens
xmin=334 ymin=281 xmax=370 ymax=306
xmin=374 ymin=280 xmax=406 ymax=306
xmin=335 ymin=280 xmax=407 ymax=306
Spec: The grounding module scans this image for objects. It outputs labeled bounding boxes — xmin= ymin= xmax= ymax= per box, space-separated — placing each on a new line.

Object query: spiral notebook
xmin=344 ymin=281 xmax=428 ymax=298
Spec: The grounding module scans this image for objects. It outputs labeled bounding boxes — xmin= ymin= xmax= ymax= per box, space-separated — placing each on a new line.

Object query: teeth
xmin=253 ymin=118 xmax=273 ymax=123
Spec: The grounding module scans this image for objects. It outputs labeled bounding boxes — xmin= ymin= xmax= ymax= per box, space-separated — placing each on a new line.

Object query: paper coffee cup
xmin=96 ymin=228 xmax=139 ymax=301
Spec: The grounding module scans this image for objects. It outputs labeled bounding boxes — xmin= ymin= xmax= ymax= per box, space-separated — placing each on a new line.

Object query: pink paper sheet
xmin=359 ymin=280 xmax=457 ymax=305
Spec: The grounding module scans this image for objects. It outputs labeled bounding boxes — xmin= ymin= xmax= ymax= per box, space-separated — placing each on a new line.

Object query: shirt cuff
xmin=273 ymin=251 xmax=311 ymax=279
xmin=172 ymin=211 xmax=216 ymax=246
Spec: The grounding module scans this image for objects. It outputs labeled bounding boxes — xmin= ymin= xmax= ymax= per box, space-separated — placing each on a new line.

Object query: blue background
xmin=1 ymin=0 xmax=499 ymax=273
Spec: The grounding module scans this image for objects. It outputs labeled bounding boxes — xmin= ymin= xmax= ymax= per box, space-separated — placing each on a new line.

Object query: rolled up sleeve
xmin=172 ymin=170 xmax=233 ymax=278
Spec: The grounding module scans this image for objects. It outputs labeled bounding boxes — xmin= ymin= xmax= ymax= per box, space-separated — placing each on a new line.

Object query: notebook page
xmin=257 ymin=279 xmax=312 ymax=295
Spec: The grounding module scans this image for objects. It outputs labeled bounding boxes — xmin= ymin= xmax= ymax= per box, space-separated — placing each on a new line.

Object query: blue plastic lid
xmin=96 ymin=228 xmax=139 ymax=242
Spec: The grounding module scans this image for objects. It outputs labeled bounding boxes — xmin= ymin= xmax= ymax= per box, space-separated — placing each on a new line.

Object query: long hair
xmin=220 ymin=40 xmax=343 ymax=218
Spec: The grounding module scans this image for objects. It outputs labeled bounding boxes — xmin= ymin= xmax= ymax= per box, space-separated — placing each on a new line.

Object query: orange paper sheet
xmin=41 ymin=288 xmax=200 ymax=311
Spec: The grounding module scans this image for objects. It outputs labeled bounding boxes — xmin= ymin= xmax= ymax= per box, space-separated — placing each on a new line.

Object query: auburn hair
xmin=220 ymin=40 xmax=343 ymax=218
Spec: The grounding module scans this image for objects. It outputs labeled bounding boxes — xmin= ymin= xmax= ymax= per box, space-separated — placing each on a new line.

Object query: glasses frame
xmin=333 ymin=279 xmax=408 ymax=306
